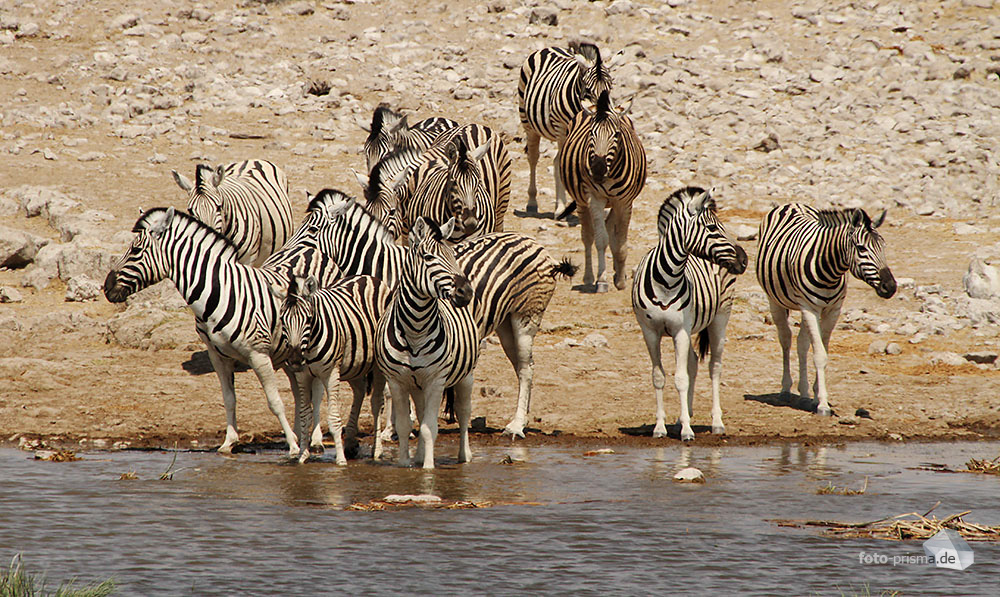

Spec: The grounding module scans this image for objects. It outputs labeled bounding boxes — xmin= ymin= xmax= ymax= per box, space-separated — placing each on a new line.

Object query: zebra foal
xmin=559 ymin=90 xmax=646 ymax=292
xmin=172 ymin=159 xmax=294 ymax=268
xmin=273 ymin=274 xmax=391 ymax=464
xmin=518 ymin=42 xmax=616 ymax=217
xmin=375 ymin=217 xmax=480 ymax=468
xmin=756 ymin=203 xmax=897 ymax=416
xmin=632 ymin=187 xmax=747 ymax=441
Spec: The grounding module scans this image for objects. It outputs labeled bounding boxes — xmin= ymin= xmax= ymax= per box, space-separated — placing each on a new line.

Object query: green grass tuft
xmin=1 ymin=554 xmax=115 ymax=597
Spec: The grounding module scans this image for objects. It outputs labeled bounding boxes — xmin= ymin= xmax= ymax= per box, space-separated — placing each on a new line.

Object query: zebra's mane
xmin=656 ymin=186 xmax=713 ymax=236
xmin=570 ymin=41 xmax=600 ymax=62
xmin=594 ymin=90 xmax=614 ymax=121
xmin=368 ymin=104 xmax=405 ymax=140
xmin=133 ymin=207 xmax=241 ymax=260
xmin=814 ymin=208 xmax=867 ymax=229
xmin=308 ymin=188 xmax=396 ymax=245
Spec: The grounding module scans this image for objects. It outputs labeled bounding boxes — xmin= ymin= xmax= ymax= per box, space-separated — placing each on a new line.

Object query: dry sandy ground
xmin=1 ymin=0 xmax=998 ymax=454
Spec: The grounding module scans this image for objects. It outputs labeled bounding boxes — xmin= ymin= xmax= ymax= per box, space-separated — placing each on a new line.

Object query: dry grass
xmin=775 ymin=503 xmax=1000 ymax=542
xmin=965 ymin=455 xmax=1000 ymax=476
xmin=817 ymin=477 xmax=868 ymax=495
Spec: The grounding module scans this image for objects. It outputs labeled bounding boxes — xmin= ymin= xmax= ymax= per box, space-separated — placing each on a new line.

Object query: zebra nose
xmin=103 ymin=270 xmax=123 ymax=303
xmin=451 ymin=275 xmax=473 ymax=308
xmin=728 ymin=244 xmax=748 ymax=275
xmin=876 ymin=268 xmax=896 ymax=298
xmin=461 ymin=210 xmax=477 ymax=235
xmin=589 ymin=156 xmax=607 ymax=181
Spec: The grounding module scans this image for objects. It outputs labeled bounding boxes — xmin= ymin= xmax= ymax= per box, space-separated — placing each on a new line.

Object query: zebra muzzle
xmin=450 ymin=275 xmax=473 ymax=308
xmin=725 ymin=244 xmax=749 ymax=275
xmin=589 ymin=156 xmax=607 ymax=182
xmin=875 ymin=268 xmax=897 ymax=299
xmin=103 ymin=270 xmax=127 ymax=303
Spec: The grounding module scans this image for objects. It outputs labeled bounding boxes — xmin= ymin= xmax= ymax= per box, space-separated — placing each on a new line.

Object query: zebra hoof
xmin=525 ymin=204 xmax=538 ymax=214
xmin=681 ymin=430 xmax=695 ymax=442
xmin=503 ymin=424 xmax=526 ymax=439
xmin=816 ymin=405 xmax=832 ymax=417
xmin=712 ymin=425 xmax=726 ymax=435
xmin=595 ymin=281 xmax=609 ymax=293
xmin=652 ymin=424 xmax=668 ymax=438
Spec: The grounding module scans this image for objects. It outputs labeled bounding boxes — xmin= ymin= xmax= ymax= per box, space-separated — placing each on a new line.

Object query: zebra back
xmin=363 ymin=104 xmax=459 ymax=173
xmin=177 ymin=159 xmax=293 ymax=268
xmin=396 ymin=123 xmax=512 ymax=241
xmin=559 ymin=90 xmax=646 ymax=213
xmin=518 ymin=44 xmax=614 ymax=142
xmin=756 ymin=203 xmax=896 ymax=311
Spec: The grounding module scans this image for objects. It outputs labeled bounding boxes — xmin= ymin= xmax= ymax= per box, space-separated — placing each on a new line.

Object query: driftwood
xmin=912 ymin=455 xmax=1000 ymax=476
xmin=773 ymin=502 xmax=1000 ymax=542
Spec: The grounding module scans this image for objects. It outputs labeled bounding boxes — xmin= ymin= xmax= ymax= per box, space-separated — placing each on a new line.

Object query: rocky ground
xmin=1 ymin=0 xmax=999 ymax=454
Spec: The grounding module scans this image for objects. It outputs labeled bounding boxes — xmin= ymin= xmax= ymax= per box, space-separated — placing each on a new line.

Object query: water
xmin=1 ymin=442 xmax=998 ymax=596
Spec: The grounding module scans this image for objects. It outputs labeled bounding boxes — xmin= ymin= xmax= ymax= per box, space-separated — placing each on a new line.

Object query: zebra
xmin=305 ymin=189 xmax=575 ymax=439
xmin=361 ymin=104 xmax=458 ymax=173
xmin=272 ymin=273 xmax=391 ymax=464
xmin=353 ymin=145 xmax=419 ymax=237
xmin=558 ymin=89 xmax=646 ymax=293
xmin=756 ymin=203 xmax=897 ymax=417
xmin=632 ymin=187 xmax=748 ymax=441
xmin=518 ymin=41 xmax=616 ymax=217
xmin=390 ymin=123 xmax=512 ymax=242
xmin=103 ymin=207 xmax=336 ymax=457
xmin=171 ymin=159 xmax=294 ymax=268
xmin=376 ymin=216 xmax=480 ymax=468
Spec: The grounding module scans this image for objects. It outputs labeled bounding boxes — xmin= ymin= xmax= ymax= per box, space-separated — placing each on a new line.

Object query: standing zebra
xmin=171 ymin=160 xmax=294 ymax=268
xmin=376 ymin=217 xmax=480 ymax=468
xmin=559 ymin=90 xmax=646 ymax=292
xmin=756 ymin=203 xmax=897 ymax=416
xmin=391 ymin=123 xmax=512 ymax=242
xmin=632 ymin=187 xmax=748 ymax=441
xmin=518 ymin=42 xmax=615 ymax=217
xmin=305 ymin=189 xmax=575 ymax=439
xmin=103 ymin=207 xmax=336 ymax=457
xmin=361 ymin=104 xmax=458 ymax=173
xmin=273 ymin=273 xmax=391 ymax=464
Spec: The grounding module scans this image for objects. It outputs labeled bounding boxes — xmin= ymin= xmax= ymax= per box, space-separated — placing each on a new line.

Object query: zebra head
xmin=271 ymin=274 xmax=318 ymax=370
xmin=660 ymin=187 xmax=748 ymax=275
xmin=572 ymin=42 xmax=614 ymax=104
xmin=847 ymin=209 xmax=896 ymax=298
xmin=103 ymin=207 xmax=176 ymax=303
xmin=585 ymin=90 xmax=627 ymax=184
xmin=406 ymin=217 xmax=474 ymax=308
xmin=173 ymin=164 xmax=226 ymax=234
xmin=443 ymin=139 xmax=490 ymax=238
xmin=362 ymin=104 xmax=408 ymax=171
xmin=354 ymin=160 xmax=406 ymax=227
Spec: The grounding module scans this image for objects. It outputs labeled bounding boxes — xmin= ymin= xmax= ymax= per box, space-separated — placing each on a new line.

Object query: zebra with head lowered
xmin=387 ymin=123 xmax=512 ymax=243
xmin=361 ymin=104 xmax=458 ymax=174
xmin=376 ymin=217 xmax=480 ymax=468
xmin=756 ymin=203 xmax=897 ymax=417
xmin=518 ymin=41 xmax=617 ymax=217
xmin=632 ymin=187 xmax=748 ymax=441
xmin=172 ymin=159 xmax=294 ymax=268
xmin=272 ymin=273 xmax=391 ymax=464
xmin=559 ymin=89 xmax=646 ymax=293
xmin=103 ymin=207 xmax=336 ymax=457
xmin=304 ymin=189 xmax=575 ymax=440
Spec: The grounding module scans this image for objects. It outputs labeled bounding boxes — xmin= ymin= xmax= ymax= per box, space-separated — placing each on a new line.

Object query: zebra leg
xmin=796 ymin=313 xmax=812 ymax=399
xmin=768 ymin=300 xmax=794 ymax=395
xmin=344 ymin=375 xmax=367 ymax=459
xmin=609 ymin=204 xmax=632 ymax=290
xmin=525 ymin=129 xmax=541 ymax=213
xmin=388 ymin=380 xmax=411 ymax=467
xmin=683 ymin=343 xmax=698 ymax=426
xmin=415 ymin=381 xmax=444 ymax=470
xmin=589 ymin=195 xmax=610 ymax=293
xmin=206 ymin=347 xmax=240 ymax=454
xmin=553 ymin=138 xmax=568 ymax=218
xmin=800 ymin=309 xmax=832 ymax=416
xmin=370 ymin=370 xmax=388 ymax=460
xmin=454 ymin=373 xmax=475 ymax=464
xmin=640 ymin=324 xmax=669 ymax=438
xmin=290 ymin=370 xmax=315 ymax=463
xmin=672 ymin=329 xmax=695 ymax=441
xmin=708 ymin=310 xmax=731 ymax=435
xmin=247 ymin=351 xmax=299 ymax=457
xmin=497 ymin=316 xmax=538 ymax=438
xmin=579 ymin=202 xmax=596 ymax=288
xmin=816 ymin=304 xmax=841 ymax=399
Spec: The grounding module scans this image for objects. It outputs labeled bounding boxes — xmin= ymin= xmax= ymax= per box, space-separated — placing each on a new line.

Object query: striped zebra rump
xmin=396 ymin=123 xmax=511 ymax=241
xmin=172 ymin=159 xmax=293 ymax=268
xmin=518 ymin=44 xmax=614 ymax=142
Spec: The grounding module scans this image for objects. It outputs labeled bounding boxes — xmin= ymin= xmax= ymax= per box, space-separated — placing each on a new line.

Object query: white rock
xmin=0 ymin=226 xmax=49 ymax=269
xmin=382 ymin=494 xmax=441 ymax=504
xmin=580 ymin=332 xmax=609 ymax=348
xmin=963 ymin=257 xmax=1000 ymax=299
xmin=109 ymin=14 xmax=140 ymax=30
xmin=673 ymin=467 xmax=705 ymax=483
xmin=0 ymin=287 xmax=24 ymax=303
xmin=65 ymin=274 xmax=102 ymax=302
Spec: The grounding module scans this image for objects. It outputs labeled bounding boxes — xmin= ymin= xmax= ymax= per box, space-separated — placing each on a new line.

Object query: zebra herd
xmin=102 ymin=42 xmax=897 ymax=469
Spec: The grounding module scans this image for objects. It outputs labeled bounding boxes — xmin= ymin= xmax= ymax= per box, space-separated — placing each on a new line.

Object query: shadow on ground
xmin=744 ymin=392 xmax=829 ymax=415
xmin=619 ymin=423 xmax=717 ymax=439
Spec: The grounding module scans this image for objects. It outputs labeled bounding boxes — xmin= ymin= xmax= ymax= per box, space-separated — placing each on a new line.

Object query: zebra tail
xmin=365 ymin=371 xmax=374 ymax=396
xmin=444 ymin=387 xmax=456 ymax=423
xmin=552 ymin=258 xmax=578 ymax=279
xmin=555 ymin=201 xmax=577 ymax=219
xmin=697 ymin=330 xmax=710 ymax=362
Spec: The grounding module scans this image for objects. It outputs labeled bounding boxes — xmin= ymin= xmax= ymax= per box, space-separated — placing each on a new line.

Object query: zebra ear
xmin=574 ymin=53 xmax=591 ymax=72
xmin=149 ymin=206 xmax=174 ymax=238
xmin=687 ymin=190 xmax=712 ymax=217
xmin=872 ymin=209 xmax=887 ymax=229
xmin=439 ymin=217 xmax=457 ymax=240
xmin=303 ymin=276 xmax=319 ymax=298
xmin=212 ymin=165 xmax=225 ymax=188
xmin=268 ymin=282 xmax=287 ymax=301
xmin=391 ymin=115 xmax=409 ymax=134
xmin=409 ymin=217 xmax=430 ymax=248
xmin=617 ymin=92 xmax=637 ymax=115
xmin=607 ymin=48 xmax=627 ymax=69
xmin=172 ymin=170 xmax=193 ymax=192
xmin=850 ymin=208 xmax=866 ymax=228
xmin=389 ymin=166 xmax=408 ymax=191
xmin=469 ymin=141 xmax=490 ymax=163
xmin=352 ymin=168 xmax=369 ymax=191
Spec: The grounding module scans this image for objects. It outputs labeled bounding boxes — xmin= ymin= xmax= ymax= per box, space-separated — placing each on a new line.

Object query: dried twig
xmin=773 ymin=506 xmax=1000 ymax=542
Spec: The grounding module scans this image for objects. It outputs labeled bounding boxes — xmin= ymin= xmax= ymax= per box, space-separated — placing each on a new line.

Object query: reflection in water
xmin=1 ymin=443 xmax=998 ymax=595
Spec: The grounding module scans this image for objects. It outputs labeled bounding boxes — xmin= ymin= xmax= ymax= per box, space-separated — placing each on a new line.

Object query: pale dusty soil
xmin=1 ymin=0 xmax=998 ymax=453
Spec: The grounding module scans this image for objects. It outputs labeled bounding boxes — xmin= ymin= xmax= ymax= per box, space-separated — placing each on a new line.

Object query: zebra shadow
xmin=743 ymin=392 xmax=829 ymax=415
xmin=513 ymin=208 xmax=579 ymax=227
xmin=181 ymin=350 xmax=250 ymax=375
xmin=619 ymin=423 xmax=715 ymax=439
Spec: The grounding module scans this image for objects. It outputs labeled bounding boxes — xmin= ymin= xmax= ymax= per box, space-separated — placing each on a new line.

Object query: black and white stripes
xmin=756 ymin=203 xmax=896 ymax=416
xmin=632 ymin=187 xmax=747 ymax=441
xmin=172 ymin=159 xmax=294 ymax=268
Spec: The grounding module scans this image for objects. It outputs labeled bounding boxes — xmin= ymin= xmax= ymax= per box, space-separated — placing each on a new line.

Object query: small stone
xmin=283 ymin=1 xmax=315 ymax=15
xmin=383 ymin=494 xmax=441 ymax=504
xmin=65 ymin=274 xmax=102 ymax=302
xmin=673 ymin=467 xmax=705 ymax=483
xmin=528 ymin=8 xmax=558 ymax=26
xmin=580 ymin=332 xmax=609 ymax=348
xmin=855 ymin=408 xmax=872 ymax=419
xmin=964 ymin=352 xmax=998 ymax=365
xmin=754 ymin=132 xmax=780 ymax=152
xmin=0 ymin=286 xmax=23 ymax=303
xmin=109 ymin=14 xmax=139 ymax=30
xmin=885 ymin=342 xmax=902 ymax=355
xmin=868 ymin=339 xmax=888 ymax=354
xmin=732 ymin=224 xmax=758 ymax=241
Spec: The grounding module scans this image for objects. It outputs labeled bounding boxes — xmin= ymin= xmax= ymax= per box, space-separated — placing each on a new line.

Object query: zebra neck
xmin=331 ymin=215 xmax=405 ymax=286
xmin=813 ymin=226 xmax=853 ymax=286
xmin=652 ymin=231 xmax=692 ymax=284
xmin=393 ymin=282 xmax=447 ymax=347
xmin=163 ymin=224 xmax=235 ymax=320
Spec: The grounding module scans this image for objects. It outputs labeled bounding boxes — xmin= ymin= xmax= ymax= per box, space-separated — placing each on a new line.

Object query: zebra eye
xmin=422 ymin=252 xmax=434 ymax=262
